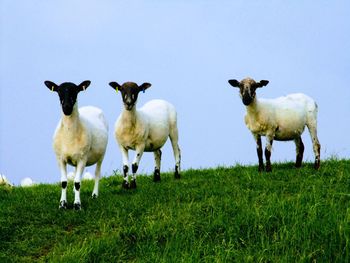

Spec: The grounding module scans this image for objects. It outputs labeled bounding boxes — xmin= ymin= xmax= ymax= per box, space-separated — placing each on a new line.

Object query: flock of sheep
xmin=0 ymin=77 xmax=321 ymax=210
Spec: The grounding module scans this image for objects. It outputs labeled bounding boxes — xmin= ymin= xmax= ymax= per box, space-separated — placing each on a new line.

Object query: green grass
xmin=1 ymin=159 xmax=350 ymax=262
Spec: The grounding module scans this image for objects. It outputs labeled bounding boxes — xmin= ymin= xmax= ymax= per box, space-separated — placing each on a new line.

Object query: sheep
xmin=0 ymin=174 xmax=13 ymax=187
xmin=45 ymin=80 xmax=108 ymax=210
xmin=109 ymin=81 xmax=181 ymax=189
xmin=20 ymin=177 xmax=35 ymax=187
xmin=228 ymin=77 xmax=321 ymax=172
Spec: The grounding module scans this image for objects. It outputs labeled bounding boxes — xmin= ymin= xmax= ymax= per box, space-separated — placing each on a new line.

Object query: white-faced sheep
xmin=228 ymin=77 xmax=321 ymax=172
xmin=109 ymin=81 xmax=181 ymax=189
xmin=45 ymin=80 xmax=108 ymax=210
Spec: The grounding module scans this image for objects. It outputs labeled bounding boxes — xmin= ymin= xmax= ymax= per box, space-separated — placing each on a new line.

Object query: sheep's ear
xmin=78 ymin=80 xmax=91 ymax=92
xmin=109 ymin=82 xmax=122 ymax=92
xmin=44 ymin=81 xmax=59 ymax=92
xmin=228 ymin=79 xmax=240 ymax=88
xmin=139 ymin=82 xmax=151 ymax=93
xmin=256 ymin=80 xmax=269 ymax=88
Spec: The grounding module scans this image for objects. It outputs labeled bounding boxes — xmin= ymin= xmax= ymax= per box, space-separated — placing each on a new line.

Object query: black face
xmin=121 ymin=82 xmax=141 ymax=111
xmin=109 ymin=81 xmax=152 ymax=111
xmin=57 ymin=83 xmax=79 ymax=115
xmin=228 ymin=78 xmax=269 ymax=106
xmin=44 ymin=80 xmax=90 ymax=116
xmin=239 ymin=82 xmax=257 ymax=106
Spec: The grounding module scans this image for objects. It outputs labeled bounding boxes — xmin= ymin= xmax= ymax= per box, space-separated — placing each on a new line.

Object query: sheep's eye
xmin=131 ymin=94 xmax=135 ymax=99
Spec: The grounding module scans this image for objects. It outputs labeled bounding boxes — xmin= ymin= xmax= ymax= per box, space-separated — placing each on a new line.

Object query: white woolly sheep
xmin=109 ymin=81 xmax=181 ymax=189
xmin=228 ymin=77 xmax=321 ymax=172
xmin=20 ymin=177 xmax=35 ymax=187
xmin=45 ymin=80 xmax=108 ymax=210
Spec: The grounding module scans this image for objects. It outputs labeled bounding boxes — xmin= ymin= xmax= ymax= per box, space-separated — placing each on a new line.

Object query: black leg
xmin=153 ymin=168 xmax=161 ymax=182
xmin=130 ymin=163 xmax=138 ymax=189
xmin=174 ymin=165 xmax=180 ymax=179
xmin=74 ymin=182 xmax=80 ymax=191
xmin=295 ymin=137 xmax=304 ymax=168
xmin=256 ymin=136 xmax=264 ymax=172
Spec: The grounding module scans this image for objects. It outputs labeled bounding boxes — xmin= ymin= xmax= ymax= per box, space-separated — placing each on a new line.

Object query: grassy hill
xmin=1 ymin=159 xmax=350 ymax=262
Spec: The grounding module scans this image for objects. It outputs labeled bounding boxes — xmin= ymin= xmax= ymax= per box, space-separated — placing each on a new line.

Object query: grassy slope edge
xmin=0 ymin=159 xmax=350 ymax=262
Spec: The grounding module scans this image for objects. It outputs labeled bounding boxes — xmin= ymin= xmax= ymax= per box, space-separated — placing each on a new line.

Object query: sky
xmin=1 ymin=0 xmax=349 ymax=185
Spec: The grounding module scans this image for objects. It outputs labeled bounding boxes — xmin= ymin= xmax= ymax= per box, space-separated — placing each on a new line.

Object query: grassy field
xmin=1 ymin=159 xmax=350 ymax=262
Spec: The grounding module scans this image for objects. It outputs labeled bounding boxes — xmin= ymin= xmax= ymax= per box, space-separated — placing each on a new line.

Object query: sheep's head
xmin=228 ymin=77 xmax=269 ymax=106
xmin=45 ymin=80 xmax=90 ymax=115
xmin=109 ymin=81 xmax=151 ymax=111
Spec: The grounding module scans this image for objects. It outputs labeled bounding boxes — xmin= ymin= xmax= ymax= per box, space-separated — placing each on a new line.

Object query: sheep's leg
xmin=254 ymin=134 xmax=264 ymax=172
xmin=73 ymin=161 xmax=86 ymax=210
xmin=59 ymin=160 xmax=68 ymax=209
xmin=307 ymin=122 xmax=321 ymax=170
xmin=265 ymin=136 xmax=273 ymax=172
xmin=130 ymin=145 xmax=145 ymax=189
xmin=153 ymin=149 xmax=162 ymax=182
xmin=92 ymin=159 xmax=102 ymax=198
xmin=169 ymin=128 xmax=181 ymax=179
xmin=120 ymin=146 xmax=130 ymax=189
xmin=294 ymin=137 xmax=304 ymax=168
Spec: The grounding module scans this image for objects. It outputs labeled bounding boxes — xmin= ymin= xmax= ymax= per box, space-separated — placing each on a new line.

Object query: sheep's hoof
xmin=174 ymin=172 xmax=181 ymax=179
xmin=174 ymin=166 xmax=181 ymax=179
xmin=314 ymin=160 xmax=320 ymax=170
xmin=258 ymin=165 xmax=265 ymax=172
xmin=59 ymin=201 xmax=67 ymax=210
xmin=122 ymin=181 xmax=129 ymax=189
xmin=74 ymin=203 xmax=81 ymax=211
xmin=153 ymin=169 xmax=161 ymax=182
xmin=266 ymin=165 xmax=272 ymax=172
xmin=92 ymin=193 xmax=98 ymax=199
xmin=130 ymin=179 xmax=137 ymax=189
xmin=295 ymin=162 xmax=302 ymax=168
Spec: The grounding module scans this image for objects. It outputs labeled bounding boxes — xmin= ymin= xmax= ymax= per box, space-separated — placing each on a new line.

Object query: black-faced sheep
xmin=228 ymin=77 xmax=321 ymax=172
xmin=109 ymin=81 xmax=181 ymax=189
xmin=45 ymin=80 xmax=108 ymax=210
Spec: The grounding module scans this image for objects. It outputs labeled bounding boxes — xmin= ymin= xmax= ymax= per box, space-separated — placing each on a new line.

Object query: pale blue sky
xmin=1 ymin=1 xmax=349 ymax=185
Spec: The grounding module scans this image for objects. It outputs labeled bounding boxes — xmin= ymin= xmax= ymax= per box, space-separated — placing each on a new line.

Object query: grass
xmin=1 ymin=159 xmax=350 ymax=262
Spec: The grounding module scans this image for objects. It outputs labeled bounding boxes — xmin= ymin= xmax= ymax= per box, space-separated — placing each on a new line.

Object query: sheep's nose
xmin=61 ymin=101 xmax=73 ymax=114
xmin=242 ymin=94 xmax=252 ymax=106
xmin=125 ymin=103 xmax=134 ymax=111
xmin=62 ymin=106 xmax=73 ymax=115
